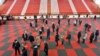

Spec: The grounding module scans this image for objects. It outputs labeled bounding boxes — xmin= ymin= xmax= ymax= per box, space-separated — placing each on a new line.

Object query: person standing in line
xmin=77 ymin=31 xmax=81 ymax=43
xmin=52 ymin=22 xmax=55 ymax=32
xmin=35 ymin=36 xmax=41 ymax=47
xmin=57 ymin=15 xmax=60 ymax=25
xmin=90 ymin=32 xmax=94 ymax=43
xmin=41 ymin=25 xmax=44 ymax=33
xmin=45 ymin=19 xmax=48 ymax=25
xmin=30 ymin=21 xmax=33 ymax=28
xmin=24 ymin=16 xmax=27 ymax=22
xmin=73 ymin=20 xmax=76 ymax=26
xmin=33 ymin=45 xmax=38 ymax=56
xmin=58 ymin=18 xmax=60 ymax=25
xmin=12 ymin=40 xmax=21 ymax=56
xmin=22 ymin=30 xmax=28 ymax=44
xmin=28 ymin=33 xmax=34 ymax=44
xmin=34 ymin=15 xmax=37 ymax=27
xmin=60 ymin=35 xmax=64 ymax=45
xmin=57 ymin=15 xmax=60 ymax=19
xmin=22 ymin=47 xmax=28 ymax=56
xmin=44 ymin=41 xmax=48 ymax=56
xmin=79 ymin=19 xmax=82 ymax=25
xmin=46 ymin=15 xmax=49 ymax=19
xmin=56 ymin=26 xmax=59 ymax=34
xmin=66 ymin=32 xmax=71 ymax=43
xmin=87 ymin=24 xmax=91 ymax=32
xmin=67 ymin=19 xmax=70 ymax=26
xmin=94 ymin=16 xmax=96 ymax=20
xmin=73 ymin=19 xmax=77 ymax=26
xmin=94 ymin=30 xmax=99 ymax=42
xmin=47 ymin=28 xmax=50 ymax=40
xmin=63 ymin=15 xmax=66 ymax=19
xmin=84 ymin=23 xmax=88 ymax=32
xmin=76 ymin=19 xmax=78 ymax=26
xmin=55 ymin=33 xmax=59 ymax=46
xmin=82 ymin=32 xmax=87 ymax=43
xmin=39 ymin=29 xmax=42 ymax=35
xmin=41 ymin=15 xmax=45 ymax=23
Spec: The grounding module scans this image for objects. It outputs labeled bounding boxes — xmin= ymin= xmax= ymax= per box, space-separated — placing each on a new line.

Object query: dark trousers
xmin=58 ymin=22 xmax=60 ymax=25
xmin=33 ymin=50 xmax=38 ymax=56
xmin=90 ymin=39 xmax=93 ymax=43
xmin=85 ymin=27 xmax=87 ymax=32
xmin=62 ymin=39 xmax=64 ymax=45
xmin=94 ymin=36 xmax=98 ymax=42
xmin=47 ymin=34 xmax=50 ymax=40
xmin=88 ymin=28 xmax=90 ymax=31
xmin=53 ymin=28 xmax=55 ymax=32
xmin=82 ymin=39 xmax=85 ymax=43
xmin=15 ymin=49 xmax=20 ymax=56
xmin=44 ymin=50 xmax=48 ymax=56
xmin=43 ymin=19 xmax=45 ymax=23
xmin=79 ymin=22 xmax=82 ymax=25
xmin=68 ymin=39 xmax=71 ymax=43
xmin=78 ymin=39 xmax=80 ymax=43
xmin=56 ymin=41 xmax=58 ymax=46
xmin=74 ymin=24 xmax=76 ymax=26
xmin=56 ymin=32 xmax=58 ymax=35
xmin=68 ymin=21 xmax=70 ymax=25
xmin=35 ymin=23 xmax=37 ymax=27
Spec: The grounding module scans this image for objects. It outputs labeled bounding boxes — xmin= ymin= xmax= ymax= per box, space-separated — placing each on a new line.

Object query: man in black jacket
xmin=41 ymin=25 xmax=44 ymax=32
xmin=22 ymin=47 xmax=28 ymax=56
xmin=56 ymin=26 xmax=59 ymax=34
xmin=84 ymin=23 xmax=88 ymax=32
xmin=30 ymin=21 xmax=33 ymax=28
xmin=57 ymin=15 xmax=60 ymax=25
xmin=34 ymin=15 xmax=37 ymax=27
xmin=67 ymin=19 xmax=70 ymax=26
xmin=77 ymin=31 xmax=81 ymax=43
xmin=28 ymin=33 xmax=34 ymax=44
xmin=67 ymin=33 xmax=71 ymax=43
xmin=33 ymin=45 xmax=38 ymax=56
xmin=55 ymin=33 xmax=59 ymax=46
xmin=52 ymin=23 xmax=55 ymax=32
xmin=47 ymin=28 xmax=50 ymax=40
xmin=39 ymin=29 xmax=42 ymax=35
xmin=94 ymin=30 xmax=99 ymax=42
xmin=87 ymin=24 xmax=91 ymax=32
xmin=90 ymin=32 xmax=94 ymax=43
xmin=79 ymin=19 xmax=82 ymax=25
xmin=44 ymin=41 xmax=48 ymax=56
xmin=58 ymin=18 xmax=60 ymax=25
xmin=45 ymin=19 xmax=48 ymax=25
xmin=22 ymin=31 xmax=28 ymax=42
xmin=12 ymin=40 xmax=21 ymax=56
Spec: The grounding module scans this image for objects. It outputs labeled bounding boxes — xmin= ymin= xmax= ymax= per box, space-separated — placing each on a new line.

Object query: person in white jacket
xmin=82 ymin=32 xmax=87 ymax=43
xmin=73 ymin=19 xmax=77 ymax=26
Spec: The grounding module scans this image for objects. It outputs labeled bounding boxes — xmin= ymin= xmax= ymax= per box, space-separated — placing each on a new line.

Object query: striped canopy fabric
xmin=0 ymin=0 xmax=99 ymax=15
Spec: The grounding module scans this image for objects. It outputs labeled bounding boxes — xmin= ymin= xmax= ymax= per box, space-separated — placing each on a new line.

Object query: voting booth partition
xmin=10 ymin=14 xmax=100 ymax=20
xmin=0 ymin=14 xmax=100 ymax=21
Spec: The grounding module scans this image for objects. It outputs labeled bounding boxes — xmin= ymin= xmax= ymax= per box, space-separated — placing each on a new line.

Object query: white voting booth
xmin=3 ymin=14 xmax=100 ymax=19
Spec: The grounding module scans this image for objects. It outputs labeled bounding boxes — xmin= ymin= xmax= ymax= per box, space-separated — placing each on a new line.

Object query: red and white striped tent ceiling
xmin=0 ymin=0 xmax=100 ymax=15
